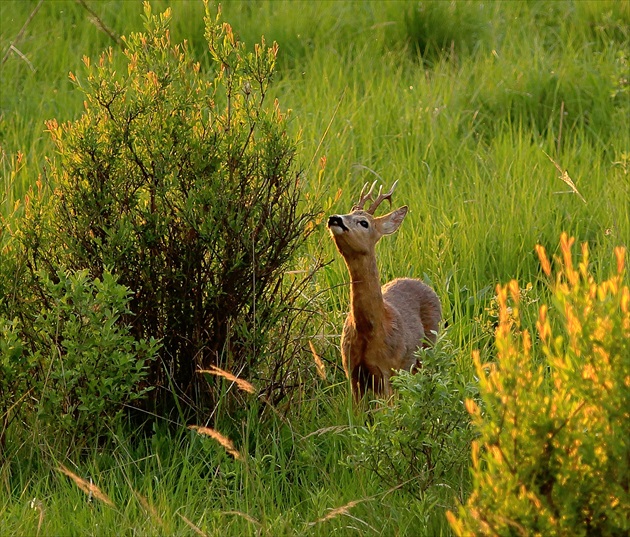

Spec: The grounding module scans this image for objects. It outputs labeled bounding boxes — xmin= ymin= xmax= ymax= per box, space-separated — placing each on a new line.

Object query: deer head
xmin=327 ymin=180 xmax=408 ymax=259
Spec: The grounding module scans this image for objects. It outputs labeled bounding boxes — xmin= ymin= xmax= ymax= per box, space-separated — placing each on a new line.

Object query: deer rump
xmin=341 ymin=277 xmax=441 ymax=398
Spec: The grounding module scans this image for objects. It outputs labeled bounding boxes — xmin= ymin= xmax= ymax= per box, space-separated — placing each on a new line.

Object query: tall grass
xmin=2 ymin=390 xmax=457 ymax=536
xmin=1 ymin=0 xmax=628 ymax=535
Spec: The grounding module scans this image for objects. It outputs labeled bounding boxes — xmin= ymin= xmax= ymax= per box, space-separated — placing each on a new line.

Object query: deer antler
xmin=351 ymin=181 xmax=377 ymax=211
xmin=366 ymin=180 xmax=398 ymax=215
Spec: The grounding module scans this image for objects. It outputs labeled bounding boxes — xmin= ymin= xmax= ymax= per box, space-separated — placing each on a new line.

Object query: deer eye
xmin=358 ymin=220 xmax=369 ymax=228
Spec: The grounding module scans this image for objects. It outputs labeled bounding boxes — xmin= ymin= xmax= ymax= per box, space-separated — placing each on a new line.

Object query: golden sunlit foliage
xmin=449 ymin=234 xmax=629 ymax=536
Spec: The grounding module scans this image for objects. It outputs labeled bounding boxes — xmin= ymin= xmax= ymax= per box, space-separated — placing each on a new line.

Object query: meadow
xmin=1 ymin=1 xmax=628 ymax=535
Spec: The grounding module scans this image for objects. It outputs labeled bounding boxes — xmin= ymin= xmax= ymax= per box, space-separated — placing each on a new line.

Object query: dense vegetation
xmin=1 ymin=1 xmax=628 ymax=535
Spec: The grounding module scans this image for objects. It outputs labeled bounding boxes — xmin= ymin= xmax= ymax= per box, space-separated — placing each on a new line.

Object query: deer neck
xmin=345 ymin=253 xmax=385 ymax=334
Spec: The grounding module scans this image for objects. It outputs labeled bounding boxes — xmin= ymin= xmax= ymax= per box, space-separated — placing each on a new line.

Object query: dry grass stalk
xmin=198 ymin=366 xmax=255 ymax=394
xmin=308 ymin=340 xmax=327 ymax=380
xmin=179 ymin=514 xmax=208 ymax=537
xmin=56 ymin=464 xmax=114 ymax=507
xmin=306 ymin=482 xmax=408 ymax=528
xmin=302 ymin=425 xmax=349 ymax=440
xmin=75 ymin=0 xmax=122 ymax=47
xmin=221 ymin=510 xmax=262 ymax=527
xmin=543 ymin=150 xmax=586 ymax=203
xmin=133 ymin=490 xmax=164 ymax=527
xmin=2 ymin=0 xmax=43 ymax=65
xmin=309 ymin=499 xmax=363 ymax=526
xmin=189 ymin=425 xmax=242 ymax=460
xmin=29 ymin=498 xmax=44 ymax=537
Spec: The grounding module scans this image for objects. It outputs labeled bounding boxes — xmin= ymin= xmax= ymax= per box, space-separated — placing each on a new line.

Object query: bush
xmin=17 ymin=2 xmax=319 ymax=417
xmin=448 ymin=234 xmax=629 ymax=536
xmin=0 ymin=268 xmax=158 ymax=445
xmin=351 ymin=335 xmax=476 ymax=500
xmin=0 ymin=316 xmax=29 ymax=447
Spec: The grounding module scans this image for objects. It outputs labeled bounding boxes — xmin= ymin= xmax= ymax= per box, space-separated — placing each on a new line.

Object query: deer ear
xmin=376 ymin=206 xmax=408 ymax=235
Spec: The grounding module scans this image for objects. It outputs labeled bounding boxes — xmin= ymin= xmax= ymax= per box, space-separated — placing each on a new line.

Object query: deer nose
xmin=328 ymin=215 xmax=348 ymax=231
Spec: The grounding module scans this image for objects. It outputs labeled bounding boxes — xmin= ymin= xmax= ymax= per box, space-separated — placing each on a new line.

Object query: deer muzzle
xmin=327 ymin=215 xmax=348 ymax=233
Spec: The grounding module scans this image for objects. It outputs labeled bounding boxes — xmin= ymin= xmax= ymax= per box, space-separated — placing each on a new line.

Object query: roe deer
xmin=327 ymin=181 xmax=442 ymax=399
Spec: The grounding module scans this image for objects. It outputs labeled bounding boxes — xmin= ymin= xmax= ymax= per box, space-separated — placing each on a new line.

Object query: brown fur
xmin=328 ymin=199 xmax=442 ymax=399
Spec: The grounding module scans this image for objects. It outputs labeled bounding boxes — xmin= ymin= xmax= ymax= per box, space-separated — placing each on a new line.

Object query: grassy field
xmin=1 ymin=1 xmax=628 ymax=535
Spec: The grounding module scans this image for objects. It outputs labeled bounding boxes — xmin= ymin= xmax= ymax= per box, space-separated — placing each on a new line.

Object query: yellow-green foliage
xmin=448 ymin=234 xmax=629 ymax=536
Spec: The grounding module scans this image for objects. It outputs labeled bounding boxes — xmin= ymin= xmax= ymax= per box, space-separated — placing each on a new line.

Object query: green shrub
xmin=448 ymin=234 xmax=630 ymax=536
xmin=17 ymin=2 xmax=319 ymax=417
xmin=35 ymin=270 xmax=159 ymax=435
xmin=0 ymin=316 xmax=29 ymax=447
xmin=351 ymin=335 xmax=476 ymax=500
xmin=0 ymin=268 xmax=158 ymax=444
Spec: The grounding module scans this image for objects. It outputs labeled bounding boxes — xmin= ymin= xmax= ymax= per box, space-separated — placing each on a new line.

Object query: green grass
xmin=2 ymin=387 xmax=457 ymax=536
xmin=1 ymin=1 xmax=629 ymax=535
